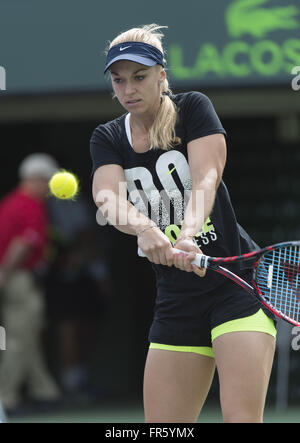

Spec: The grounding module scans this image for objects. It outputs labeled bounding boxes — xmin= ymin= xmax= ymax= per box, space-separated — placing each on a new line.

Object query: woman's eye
xmin=113 ymin=78 xmax=122 ymax=84
xmin=136 ymin=76 xmax=145 ymax=81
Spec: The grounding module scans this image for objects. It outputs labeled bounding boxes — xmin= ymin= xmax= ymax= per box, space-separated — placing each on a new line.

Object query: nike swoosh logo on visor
xmin=120 ymin=45 xmax=132 ymax=51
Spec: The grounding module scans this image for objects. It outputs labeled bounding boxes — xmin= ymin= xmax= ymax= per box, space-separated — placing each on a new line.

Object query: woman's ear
xmin=160 ymin=69 xmax=166 ymax=82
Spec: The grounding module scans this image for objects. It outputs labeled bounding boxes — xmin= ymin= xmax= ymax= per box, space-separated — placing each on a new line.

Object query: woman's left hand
xmin=173 ymin=237 xmax=206 ymax=277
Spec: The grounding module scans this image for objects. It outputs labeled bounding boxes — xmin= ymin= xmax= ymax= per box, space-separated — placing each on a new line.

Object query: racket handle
xmin=137 ymin=247 xmax=208 ymax=268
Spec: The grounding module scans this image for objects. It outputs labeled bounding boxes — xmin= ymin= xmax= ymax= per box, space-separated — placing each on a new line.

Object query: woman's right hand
xmin=137 ymin=226 xmax=174 ymax=267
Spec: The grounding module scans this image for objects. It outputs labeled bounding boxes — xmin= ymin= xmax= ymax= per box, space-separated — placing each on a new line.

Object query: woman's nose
xmin=125 ymin=81 xmax=136 ymax=95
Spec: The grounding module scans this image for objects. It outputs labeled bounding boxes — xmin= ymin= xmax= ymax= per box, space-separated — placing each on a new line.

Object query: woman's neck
xmin=129 ymin=97 xmax=161 ymax=134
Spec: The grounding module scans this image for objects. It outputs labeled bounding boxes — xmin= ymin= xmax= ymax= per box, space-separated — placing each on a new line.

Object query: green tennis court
xmin=7 ymin=405 xmax=300 ymax=423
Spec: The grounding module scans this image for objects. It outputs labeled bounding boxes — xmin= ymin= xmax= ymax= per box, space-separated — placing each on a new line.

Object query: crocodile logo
xmin=226 ymin=0 xmax=299 ymax=39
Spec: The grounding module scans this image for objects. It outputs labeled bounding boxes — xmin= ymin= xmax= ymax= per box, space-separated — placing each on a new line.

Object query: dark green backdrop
xmin=1 ymin=0 xmax=300 ymax=93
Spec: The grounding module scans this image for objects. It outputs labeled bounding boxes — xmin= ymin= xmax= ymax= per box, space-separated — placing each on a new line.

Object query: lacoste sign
xmin=169 ymin=0 xmax=300 ymax=82
xmin=226 ymin=0 xmax=299 ymax=38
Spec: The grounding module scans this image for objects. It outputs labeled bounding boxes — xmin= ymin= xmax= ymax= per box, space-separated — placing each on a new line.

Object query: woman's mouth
xmin=126 ymin=99 xmax=141 ymax=106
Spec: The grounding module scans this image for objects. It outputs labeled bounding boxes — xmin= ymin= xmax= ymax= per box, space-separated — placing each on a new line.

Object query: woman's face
xmin=110 ymin=60 xmax=166 ymax=116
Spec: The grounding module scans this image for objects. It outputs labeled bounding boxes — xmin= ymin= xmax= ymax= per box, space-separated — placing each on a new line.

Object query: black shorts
xmin=148 ymin=271 xmax=276 ymax=351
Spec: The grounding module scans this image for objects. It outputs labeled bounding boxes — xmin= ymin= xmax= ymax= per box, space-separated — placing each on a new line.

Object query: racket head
xmin=254 ymin=241 xmax=300 ymax=326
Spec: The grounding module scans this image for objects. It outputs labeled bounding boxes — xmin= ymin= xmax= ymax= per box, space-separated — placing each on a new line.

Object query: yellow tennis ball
xmin=49 ymin=171 xmax=79 ymax=199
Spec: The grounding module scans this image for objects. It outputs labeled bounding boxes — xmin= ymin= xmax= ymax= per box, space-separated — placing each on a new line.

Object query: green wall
xmin=1 ymin=0 xmax=300 ymax=93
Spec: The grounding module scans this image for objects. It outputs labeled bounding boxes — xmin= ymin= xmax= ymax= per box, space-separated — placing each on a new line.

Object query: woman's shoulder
xmin=93 ymin=114 xmax=126 ymax=137
xmin=90 ymin=114 xmax=127 ymax=146
xmin=171 ymin=91 xmax=211 ymax=108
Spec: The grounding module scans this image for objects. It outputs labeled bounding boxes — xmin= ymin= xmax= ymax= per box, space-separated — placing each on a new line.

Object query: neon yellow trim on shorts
xmin=149 ymin=343 xmax=214 ymax=358
xmin=211 ymin=308 xmax=277 ymax=343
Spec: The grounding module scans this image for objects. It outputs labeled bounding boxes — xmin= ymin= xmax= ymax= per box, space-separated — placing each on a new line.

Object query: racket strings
xmin=256 ymin=245 xmax=300 ymax=323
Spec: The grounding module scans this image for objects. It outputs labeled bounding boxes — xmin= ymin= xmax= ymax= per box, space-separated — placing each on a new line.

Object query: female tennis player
xmin=90 ymin=24 xmax=276 ymax=423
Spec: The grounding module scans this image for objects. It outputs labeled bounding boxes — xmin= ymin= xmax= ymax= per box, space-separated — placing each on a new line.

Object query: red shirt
xmin=0 ymin=187 xmax=48 ymax=270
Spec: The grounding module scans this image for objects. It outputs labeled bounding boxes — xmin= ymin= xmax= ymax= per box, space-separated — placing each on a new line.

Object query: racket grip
xmin=137 ymin=247 xmax=208 ymax=268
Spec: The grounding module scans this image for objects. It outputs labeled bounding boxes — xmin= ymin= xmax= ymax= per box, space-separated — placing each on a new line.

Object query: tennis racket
xmin=139 ymin=241 xmax=300 ymax=326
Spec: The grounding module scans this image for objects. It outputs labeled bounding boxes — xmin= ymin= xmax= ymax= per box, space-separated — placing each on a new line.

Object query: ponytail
xmin=149 ymin=79 xmax=181 ymax=150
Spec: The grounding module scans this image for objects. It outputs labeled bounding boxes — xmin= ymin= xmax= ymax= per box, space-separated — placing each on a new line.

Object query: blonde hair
xmin=107 ymin=24 xmax=180 ymax=151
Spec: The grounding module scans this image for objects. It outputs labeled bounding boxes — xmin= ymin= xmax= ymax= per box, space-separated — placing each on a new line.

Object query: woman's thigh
xmin=143 ymin=348 xmax=215 ymax=423
xmin=213 ymin=331 xmax=276 ymax=423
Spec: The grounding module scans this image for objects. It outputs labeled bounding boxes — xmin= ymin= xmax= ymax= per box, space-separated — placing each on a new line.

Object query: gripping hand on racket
xmin=173 ymin=236 xmax=206 ymax=277
xmin=137 ymin=225 xmax=206 ymax=276
xmin=137 ymin=224 xmax=174 ymax=267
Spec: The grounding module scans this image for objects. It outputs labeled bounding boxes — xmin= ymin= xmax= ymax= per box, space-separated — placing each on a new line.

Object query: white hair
xmin=19 ymin=153 xmax=59 ymax=180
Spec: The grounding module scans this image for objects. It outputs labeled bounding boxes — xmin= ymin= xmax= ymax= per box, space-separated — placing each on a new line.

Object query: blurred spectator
xmin=46 ymin=195 xmax=111 ymax=396
xmin=0 ymin=153 xmax=61 ymax=412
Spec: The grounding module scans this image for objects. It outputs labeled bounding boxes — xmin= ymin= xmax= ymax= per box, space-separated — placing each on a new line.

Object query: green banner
xmin=0 ymin=0 xmax=299 ymax=93
xmin=168 ymin=0 xmax=300 ymax=87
